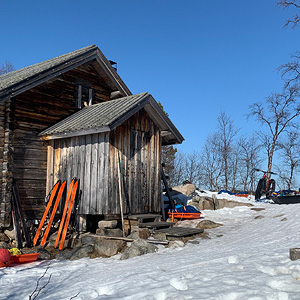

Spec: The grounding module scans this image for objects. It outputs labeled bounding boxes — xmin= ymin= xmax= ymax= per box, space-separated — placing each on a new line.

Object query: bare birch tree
xmin=217 ymin=111 xmax=239 ymax=190
xmin=170 ymin=150 xmax=186 ymax=186
xmin=276 ymin=131 xmax=300 ymax=189
xmin=277 ymin=0 xmax=300 ymax=28
xmin=0 ymin=61 xmax=14 ymax=75
xmin=200 ymin=132 xmax=224 ymax=191
xmin=238 ymin=136 xmax=262 ymax=192
xmin=183 ymin=151 xmax=202 ymax=187
xmin=249 ymin=85 xmax=300 ymax=179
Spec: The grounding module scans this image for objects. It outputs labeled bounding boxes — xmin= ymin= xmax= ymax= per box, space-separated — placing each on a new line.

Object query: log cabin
xmin=0 ymin=45 xmax=183 ymax=231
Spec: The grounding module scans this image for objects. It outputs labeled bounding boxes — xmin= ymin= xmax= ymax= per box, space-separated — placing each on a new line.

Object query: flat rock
xmin=70 ymin=245 xmax=94 ymax=261
xmin=56 ymin=245 xmax=94 ymax=261
xmin=96 ymin=228 xmax=123 ymax=237
xmin=4 ymin=229 xmax=14 ymax=240
xmin=251 ymin=208 xmax=265 ymax=211
xmin=94 ymin=239 xmax=126 ymax=257
xmin=0 ymin=233 xmax=9 ymax=243
xmin=215 ymin=198 xmax=252 ymax=209
xmin=120 ymin=239 xmax=157 ymax=260
xmin=196 ymin=220 xmax=223 ymax=229
xmin=98 ymin=220 xmax=118 ymax=229
xmin=127 ymin=229 xmax=150 ymax=239
xmin=0 ymin=242 xmax=10 ymax=249
xmin=172 ymin=184 xmax=196 ymax=196
xmin=23 ymin=247 xmax=51 ymax=260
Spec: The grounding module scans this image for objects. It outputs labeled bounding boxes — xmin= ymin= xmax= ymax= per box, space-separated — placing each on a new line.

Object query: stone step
xmin=125 ymin=214 xmax=162 ymax=223
xmin=138 ymin=221 xmax=174 ymax=230
xmin=154 ymin=227 xmax=204 ymax=237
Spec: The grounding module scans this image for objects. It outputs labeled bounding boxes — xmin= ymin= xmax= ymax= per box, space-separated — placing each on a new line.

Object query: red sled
xmin=10 ymin=253 xmax=40 ymax=264
xmin=167 ymin=212 xmax=202 ymax=219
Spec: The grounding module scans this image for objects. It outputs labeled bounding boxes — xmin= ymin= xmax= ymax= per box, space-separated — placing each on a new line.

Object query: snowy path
xmin=1 ymin=202 xmax=300 ymax=300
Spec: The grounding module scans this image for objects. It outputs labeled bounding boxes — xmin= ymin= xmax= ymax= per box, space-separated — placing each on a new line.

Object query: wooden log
xmin=95 ymin=235 xmax=169 ymax=245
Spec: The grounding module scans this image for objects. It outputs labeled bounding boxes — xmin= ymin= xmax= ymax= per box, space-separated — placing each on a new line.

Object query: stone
xmin=152 ymin=232 xmax=167 ymax=241
xmin=56 ymin=249 xmax=73 ymax=260
xmin=251 ymin=208 xmax=265 ymax=211
xmin=138 ymin=228 xmax=150 ymax=239
xmin=196 ymin=220 xmax=222 ymax=229
xmin=0 ymin=212 xmax=11 ymax=228
xmin=214 ymin=198 xmax=252 ymax=209
xmin=94 ymin=239 xmax=126 ymax=257
xmin=0 ymin=233 xmax=9 ymax=243
xmin=120 ymin=239 xmax=158 ymax=260
xmin=0 ymin=242 xmax=10 ymax=249
xmin=70 ymin=245 xmax=94 ymax=261
xmin=281 ymin=218 xmax=288 ymax=221
xmin=255 ymin=215 xmax=264 ymax=219
xmin=166 ymin=218 xmax=178 ymax=223
xmin=188 ymin=240 xmax=200 ymax=245
xmin=274 ymin=214 xmax=284 ymax=218
xmin=190 ymin=196 xmax=215 ymax=210
xmin=98 ymin=220 xmax=118 ymax=229
xmin=172 ymin=184 xmax=196 ymax=196
xmin=55 ymin=245 xmax=95 ymax=261
xmin=81 ymin=233 xmax=100 ymax=245
xmin=96 ymin=228 xmax=123 ymax=237
xmin=168 ymin=240 xmax=185 ymax=248
xmin=290 ymin=248 xmax=300 ymax=261
xmin=127 ymin=231 xmax=139 ymax=239
xmin=23 ymin=247 xmax=51 ymax=260
xmin=4 ymin=229 xmax=15 ymax=240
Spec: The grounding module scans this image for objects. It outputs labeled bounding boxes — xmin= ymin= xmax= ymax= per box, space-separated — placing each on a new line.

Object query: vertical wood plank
xmin=84 ymin=135 xmax=91 ymax=214
xmin=46 ymin=140 xmax=54 ymax=195
xmin=90 ymin=133 xmax=98 ymax=214
xmin=78 ymin=136 xmax=86 ymax=214
xmin=54 ymin=140 xmax=61 ymax=183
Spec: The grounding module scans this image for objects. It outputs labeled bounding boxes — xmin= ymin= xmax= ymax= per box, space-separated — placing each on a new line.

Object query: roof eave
xmin=0 ymin=46 xmax=132 ymax=103
xmin=145 ymin=96 xmax=184 ymax=145
xmin=40 ymin=125 xmax=111 ymax=140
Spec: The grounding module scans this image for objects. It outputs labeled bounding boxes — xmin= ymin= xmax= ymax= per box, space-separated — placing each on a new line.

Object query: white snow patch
xmin=2 ymin=196 xmax=300 ymax=299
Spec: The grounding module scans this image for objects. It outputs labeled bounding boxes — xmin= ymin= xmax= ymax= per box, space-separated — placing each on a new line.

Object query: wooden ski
xmin=59 ymin=180 xmax=79 ymax=250
xmin=33 ymin=181 xmax=60 ymax=246
xmin=11 ymin=192 xmax=22 ymax=249
xmin=54 ymin=178 xmax=75 ymax=249
xmin=12 ymin=179 xmax=31 ymax=248
xmin=40 ymin=181 xmax=67 ymax=247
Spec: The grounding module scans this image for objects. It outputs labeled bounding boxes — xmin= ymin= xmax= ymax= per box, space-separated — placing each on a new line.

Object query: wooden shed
xmin=0 ymin=45 xmax=183 ymax=229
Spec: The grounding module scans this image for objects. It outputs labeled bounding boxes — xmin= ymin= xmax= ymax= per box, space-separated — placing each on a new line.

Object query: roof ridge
xmin=86 ymin=92 xmax=149 ymax=108
xmin=0 ymin=45 xmax=97 ymax=81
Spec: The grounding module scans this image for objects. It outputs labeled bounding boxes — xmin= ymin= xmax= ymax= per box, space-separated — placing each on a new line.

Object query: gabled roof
xmin=0 ymin=45 xmax=131 ymax=102
xmin=39 ymin=92 xmax=184 ymax=145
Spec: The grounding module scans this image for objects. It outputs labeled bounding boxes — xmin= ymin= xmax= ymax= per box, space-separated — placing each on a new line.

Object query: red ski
xmin=33 ymin=181 xmax=60 ymax=246
xmin=40 ymin=181 xmax=67 ymax=247
xmin=54 ymin=178 xmax=75 ymax=249
xmin=59 ymin=180 xmax=79 ymax=250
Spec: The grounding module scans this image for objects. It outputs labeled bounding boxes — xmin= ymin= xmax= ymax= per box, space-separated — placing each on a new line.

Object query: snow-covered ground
xmin=1 ymin=197 xmax=300 ymax=300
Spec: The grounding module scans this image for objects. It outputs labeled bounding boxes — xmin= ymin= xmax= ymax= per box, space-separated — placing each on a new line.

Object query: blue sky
xmin=1 ymin=0 xmax=300 ymax=154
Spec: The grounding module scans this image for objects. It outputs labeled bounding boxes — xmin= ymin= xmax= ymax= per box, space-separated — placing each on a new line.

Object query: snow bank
xmin=1 ymin=200 xmax=300 ymax=299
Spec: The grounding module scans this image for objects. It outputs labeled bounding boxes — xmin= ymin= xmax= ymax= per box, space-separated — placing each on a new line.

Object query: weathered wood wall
xmin=109 ymin=109 xmax=161 ymax=215
xmin=48 ymin=133 xmax=110 ymax=215
xmin=47 ymin=109 xmax=162 ymax=216
xmin=0 ymin=62 xmax=112 ymax=220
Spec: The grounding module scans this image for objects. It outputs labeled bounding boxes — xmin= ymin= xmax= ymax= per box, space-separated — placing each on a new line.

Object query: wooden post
xmin=117 ymin=150 xmax=125 ymax=237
